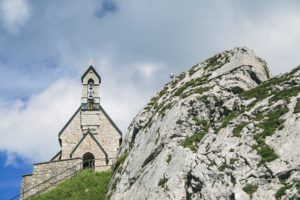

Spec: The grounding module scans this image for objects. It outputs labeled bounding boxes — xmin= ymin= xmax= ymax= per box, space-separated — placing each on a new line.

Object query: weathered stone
xmin=108 ymin=47 xmax=300 ymax=200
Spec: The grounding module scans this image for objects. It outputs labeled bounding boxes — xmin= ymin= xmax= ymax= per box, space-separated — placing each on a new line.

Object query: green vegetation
xmin=217 ymin=112 xmax=241 ymax=132
xmin=158 ymin=177 xmax=169 ymax=187
xmin=242 ymin=75 xmax=290 ymax=101
xmin=275 ymin=181 xmax=300 ymax=199
xmin=252 ymin=106 xmax=288 ymax=165
xmin=181 ymin=120 xmax=209 ymax=152
xmin=31 ymin=170 xmax=112 ymax=200
xmin=166 ymin=154 xmax=172 ymax=163
xmin=229 ymin=148 xmax=235 ymax=152
xmin=189 ymin=64 xmax=198 ymax=76
xmin=254 ymin=145 xmax=278 ymax=165
xmin=181 ymin=131 xmax=206 ymax=152
xmin=275 ymin=185 xmax=290 ymax=199
xmin=241 ymin=72 xmax=300 ymax=107
xmin=218 ymin=164 xmax=229 ymax=172
xmin=159 ymin=103 xmax=172 ymax=117
xmin=243 ymin=184 xmax=258 ymax=198
xmin=173 ymin=76 xmax=209 ymax=97
xmin=114 ymin=152 xmax=129 ymax=171
xmin=232 ymin=122 xmax=248 ymax=137
xmin=204 ymin=54 xmax=223 ymax=71
xmin=229 ymin=158 xmax=238 ymax=165
xmin=294 ymin=98 xmax=300 ymax=113
xmin=271 ymin=86 xmax=300 ymax=103
xmin=171 ymin=72 xmax=186 ymax=87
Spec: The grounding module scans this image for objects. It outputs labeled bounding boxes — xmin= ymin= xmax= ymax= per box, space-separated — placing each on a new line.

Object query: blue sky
xmin=1 ymin=0 xmax=300 ymax=199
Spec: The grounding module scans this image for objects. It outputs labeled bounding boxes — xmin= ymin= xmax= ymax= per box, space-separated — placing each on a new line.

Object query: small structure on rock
xmin=20 ymin=64 xmax=122 ymax=199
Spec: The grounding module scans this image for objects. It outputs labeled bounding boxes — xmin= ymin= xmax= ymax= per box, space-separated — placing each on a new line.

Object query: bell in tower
xmin=81 ymin=64 xmax=101 ymax=110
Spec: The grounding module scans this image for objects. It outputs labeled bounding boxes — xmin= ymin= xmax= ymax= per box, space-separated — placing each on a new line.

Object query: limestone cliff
xmin=109 ymin=47 xmax=300 ymax=200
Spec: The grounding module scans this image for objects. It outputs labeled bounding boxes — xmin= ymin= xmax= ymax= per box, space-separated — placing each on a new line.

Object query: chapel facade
xmin=20 ymin=65 xmax=122 ymax=199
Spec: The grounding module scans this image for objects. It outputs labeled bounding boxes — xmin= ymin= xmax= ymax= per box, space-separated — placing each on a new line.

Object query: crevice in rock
xmin=142 ymin=143 xmax=164 ymax=168
xmin=229 ymin=192 xmax=236 ymax=200
xmin=248 ymin=69 xmax=262 ymax=85
xmin=186 ymin=170 xmax=203 ymax=200
xmin=278 ymin=169 xmax=298 ymax=182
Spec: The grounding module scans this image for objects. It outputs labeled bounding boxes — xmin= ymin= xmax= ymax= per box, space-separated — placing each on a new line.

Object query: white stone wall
xmin=20 ymin=158 xmax=82 ymax=200
xmin=60 ymin=108 xmax=120 ymax=161
xmin=96 ymin=109 xmax=121 ymax=159
xmin=60 ymin=110 xmax=82 ymax=159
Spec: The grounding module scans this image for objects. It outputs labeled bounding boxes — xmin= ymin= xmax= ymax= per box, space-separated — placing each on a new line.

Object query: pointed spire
xmin=88 ymin=59 xmax=95 ymax=66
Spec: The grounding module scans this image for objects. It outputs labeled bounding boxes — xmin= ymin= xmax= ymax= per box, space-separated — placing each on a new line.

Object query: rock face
xmin=108 ymin=47 xmax=300 ymax=200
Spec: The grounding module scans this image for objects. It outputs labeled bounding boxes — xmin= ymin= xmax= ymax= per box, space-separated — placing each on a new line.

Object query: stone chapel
xmin=20 ymin=65 xmax=122 ymax=199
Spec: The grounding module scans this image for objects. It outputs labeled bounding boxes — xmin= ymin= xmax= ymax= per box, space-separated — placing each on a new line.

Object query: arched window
xmin=82 ymin=152 xmax=95 ymax=170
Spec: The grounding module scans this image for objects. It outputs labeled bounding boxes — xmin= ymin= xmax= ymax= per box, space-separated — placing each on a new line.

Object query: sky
xmin=1 ymin=0 xmax=300 ymax=199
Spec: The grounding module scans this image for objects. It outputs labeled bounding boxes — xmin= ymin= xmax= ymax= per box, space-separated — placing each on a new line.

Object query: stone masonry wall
xmin=60 ymin=108 xmax=120 ymax=161
xmin=96 ymin=109 xmax=121 ymax=160
xmin=60 ymin=110 xmax=82 ymax=159
xmin=20 ymin=158 xmax=81 ymax=200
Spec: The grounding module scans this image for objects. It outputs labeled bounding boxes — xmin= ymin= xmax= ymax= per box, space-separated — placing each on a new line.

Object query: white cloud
xmin=0 ymin=78 xmax=81 ymax=163
xmin=2 ymin=0 xmax=300 ymax=165
xmin=0 ymin=72 xmax=149 ymax=164
xmin=0 ymin=0 xmax=30 ymax=33
xmin=136 ymin=63 xmax=161 ymax=78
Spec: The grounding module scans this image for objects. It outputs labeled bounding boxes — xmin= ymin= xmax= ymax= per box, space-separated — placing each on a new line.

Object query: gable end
xmin=81 ymin=65 xmax=101 ymax=83
xmin=69 ymin=131 xmax=109 ymax=163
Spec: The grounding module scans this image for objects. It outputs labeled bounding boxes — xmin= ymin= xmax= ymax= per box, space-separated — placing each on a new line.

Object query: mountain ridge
xmin=109 ymin=47 xmax=300 ymax=200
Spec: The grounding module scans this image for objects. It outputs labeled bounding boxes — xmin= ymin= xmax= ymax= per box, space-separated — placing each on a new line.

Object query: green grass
xmin=233 ymin=122 xmax=247 ymax=137
xmin=275 ymin=185 xmax=290 ymax=199
xmin=252 ymin=106 xmax=288 ymax=165
xmin=217 ymin=112 xmax=240 ymax=132
xmin=294 ymin=98 xmax=300 ymax=113
xmin=173 ymin=76 xmax=209 ymax=97
xmin=31 ymin=170 xmax=112 ymax=200
xmin=181 ymin=120 xmax=209 ymax=152
xmin=243 ymin=184 xmax=258 ymax=198
xmin=181 ymin=131 xmax=206 ymax=152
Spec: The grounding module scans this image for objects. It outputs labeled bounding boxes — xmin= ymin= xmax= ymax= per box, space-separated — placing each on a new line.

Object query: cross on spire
xmin=88 ymin=59 xmax=95 ymax=66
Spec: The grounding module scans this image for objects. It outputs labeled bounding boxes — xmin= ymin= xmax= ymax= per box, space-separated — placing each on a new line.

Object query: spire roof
xmin=81 ymin=65 xmax=101 ymax=83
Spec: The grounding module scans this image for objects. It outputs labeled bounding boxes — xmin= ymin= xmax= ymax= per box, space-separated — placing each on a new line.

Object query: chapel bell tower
xmin=81 ymin=65 xmax=101 ymax=110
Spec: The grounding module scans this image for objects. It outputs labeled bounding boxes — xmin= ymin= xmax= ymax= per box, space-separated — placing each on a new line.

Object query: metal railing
xmin=10 ymin=158 xmax=115 ymax=200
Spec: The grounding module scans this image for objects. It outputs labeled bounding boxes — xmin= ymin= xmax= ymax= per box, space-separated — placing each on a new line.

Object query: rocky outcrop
xmin=108 ymin=47 xmax=300 ymax=200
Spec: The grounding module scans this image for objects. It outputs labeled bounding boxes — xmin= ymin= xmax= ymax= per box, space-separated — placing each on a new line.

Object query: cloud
xmin=0 ymin=78 xmax=81 ymax=163
xmin=1 ymin=0 xmax=300 ymax=165
xmin=0 ymin=70 xmax=149 ymax=164
xmin=95 ymin=0 xmax=118 ymax=18
xmin=0 ymin=0 xmax=30 ymax=33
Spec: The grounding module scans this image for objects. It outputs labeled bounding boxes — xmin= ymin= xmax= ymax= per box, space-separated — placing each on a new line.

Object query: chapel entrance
xmin=82 ymin=152 xmax=95 ymax=170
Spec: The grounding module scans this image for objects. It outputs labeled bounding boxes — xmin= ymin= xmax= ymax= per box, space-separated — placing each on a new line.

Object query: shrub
xmin=243 ymin=184 xmax=258 ymax=198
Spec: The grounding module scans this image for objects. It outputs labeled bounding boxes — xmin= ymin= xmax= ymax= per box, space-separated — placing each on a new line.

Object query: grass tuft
xmin=243 ymin=184 xmax=258 ymax=198
xmin=232 ymin=122 xmax=247 ymax=137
